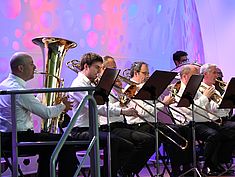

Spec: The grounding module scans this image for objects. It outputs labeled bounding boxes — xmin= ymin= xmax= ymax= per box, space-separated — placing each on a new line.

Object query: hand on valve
xmin=162 ymin=95 xmax=176 ymax=105
xmin=202 ymin=86 xmax=215 ymax=100
xmin=61 ymin=96 xmax=73 ymax=112
xmin=121 ymin=107 xmax=138 ymax=117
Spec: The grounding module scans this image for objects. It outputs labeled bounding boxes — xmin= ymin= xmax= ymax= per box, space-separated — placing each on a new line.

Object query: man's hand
xmin=162 ymin=95 xmax=175 ymax=105
xmin=121 ymin=107 xmax=138 ymax=117
xmin=61 ymin=96 xmax=73 ymax=112
xmin=203 ymin=86 xmax=215 ymax=99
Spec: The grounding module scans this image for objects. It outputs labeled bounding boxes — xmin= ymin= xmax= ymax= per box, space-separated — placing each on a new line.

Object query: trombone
xmin=113 ymin=77 xmax=189 ymax=150
xmin=109 ymin=87 xmax=189 ymax=150
xmin=66 ymin=59 xmax=189 ymax=150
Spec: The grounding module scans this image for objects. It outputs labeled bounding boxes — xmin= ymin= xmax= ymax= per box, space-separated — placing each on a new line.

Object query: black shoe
xmin=202 ymin=166 xmax=221 ymax=176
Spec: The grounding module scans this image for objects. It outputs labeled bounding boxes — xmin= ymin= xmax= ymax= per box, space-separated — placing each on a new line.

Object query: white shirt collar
xmin=9 ymin=73 xmax=26 ymax=88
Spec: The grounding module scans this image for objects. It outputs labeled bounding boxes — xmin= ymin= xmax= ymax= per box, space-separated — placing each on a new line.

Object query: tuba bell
xmin=32 ymin=37 xmax=77 ymax=133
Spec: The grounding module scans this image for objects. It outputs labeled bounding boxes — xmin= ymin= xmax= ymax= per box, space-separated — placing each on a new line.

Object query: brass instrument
xmin=32 ymin=37 xmax=77 ymax=133
xmin=111 ymin=87 xmax=188 ymax=150
xmin=66 ymin=59 xmax=188 ymax=149
xmin=66 ymin=59 xmax=81 ymax=73
xmin=168 ymin=82 xmax=223 ymax=125
xmin=199 ymin=84 xmax=223 ymax=104
xmin=215 ymin=78 xmax=227 ymax=90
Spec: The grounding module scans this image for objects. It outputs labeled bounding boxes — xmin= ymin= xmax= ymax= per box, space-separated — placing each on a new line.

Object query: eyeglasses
xmin=180 ymin=58 xmax=189 ymax=64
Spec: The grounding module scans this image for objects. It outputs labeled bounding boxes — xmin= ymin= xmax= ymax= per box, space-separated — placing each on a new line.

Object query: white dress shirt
xmin=170 ymin=82 xmax=230 ymax=125
xmin=70 ymin=72 xmax=122 ymax=127
xmin=0 ymin=74 xmax=66 ymax=132
xmin=123 ymin=83 xmax=165 ymax=124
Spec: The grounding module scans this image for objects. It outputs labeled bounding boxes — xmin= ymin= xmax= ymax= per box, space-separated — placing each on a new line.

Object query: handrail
xmin=0 ymin=86 xmax=94 ymax=95
xmin=50 ymin=94 xmax=100 ymax=177
xmin=0 ymin=86 xmax=98 ymax=177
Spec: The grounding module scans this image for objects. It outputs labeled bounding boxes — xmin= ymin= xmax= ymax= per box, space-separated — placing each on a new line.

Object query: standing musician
xmin=0 ymin=52 xmax=77 ymax=177
xmin=123 ymin=61 xmax=191 ymax=176
xmin=69 ymin=53 xmax=154 ymax=177
xmin=170 ymin=64 xmax=235 ymax=175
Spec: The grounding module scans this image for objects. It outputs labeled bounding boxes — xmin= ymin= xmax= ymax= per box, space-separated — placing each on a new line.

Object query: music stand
xmin=217 ymin=77 xmax=235 ymax=176
xmin=94 ymin=68 xmax=120 ymax=177
xmin=177 ymin=74 xmax=204 ymax=177
xmin=219 ymin=77 xmax=235 ymax=109
xmin=134 ymin=70 xmax=177 ymax=176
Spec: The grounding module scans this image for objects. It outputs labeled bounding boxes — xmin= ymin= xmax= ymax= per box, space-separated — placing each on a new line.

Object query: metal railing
xmin=0 ymin=87 xmax=100 ymax=177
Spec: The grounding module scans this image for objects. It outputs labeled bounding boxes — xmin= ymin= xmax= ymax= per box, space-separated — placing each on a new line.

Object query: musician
xmin=0 ymin=52 xmax=77 ymax=177
xmin=69 ymin=53 xmax=154 ymax=177
xmin=173 ymin=50 xmax=189 ymax=67
xmin=123 ymin=61 xmax=191 ymax=176
xmin=170 ymin=64 xmax=235 ymax=175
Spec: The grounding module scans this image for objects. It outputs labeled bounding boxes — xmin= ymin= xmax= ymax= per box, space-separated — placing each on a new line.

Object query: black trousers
xmin=195 ymin=121 xmax=235 ymax=168
xmin=72 ymin=122 xmax=155 ymax=176
xmin=71 ymin=125 xmax=134 ymax=177
xmin=1 ymin=130 xmax=77 ymax=177
xmin=128 ymin=122 xmax=192 ymax=175
xmin=108 ymin=122 xmax=155 ymax=175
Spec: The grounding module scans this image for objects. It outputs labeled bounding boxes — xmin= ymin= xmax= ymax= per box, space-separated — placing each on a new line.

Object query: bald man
xmin=0 ymin=52 xmax=77 ymax=177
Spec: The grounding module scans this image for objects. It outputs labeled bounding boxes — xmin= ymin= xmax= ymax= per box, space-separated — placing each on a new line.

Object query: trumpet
xmin=215 ymin=78 xmax=227 ymax=90
xmin=199 ymin=84 xmax=223 ymax=104
xmin=167 ymin=82 xmax=223 ymax=125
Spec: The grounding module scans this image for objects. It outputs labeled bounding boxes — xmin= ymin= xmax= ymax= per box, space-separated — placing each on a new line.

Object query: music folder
xmin=177 ymin=74 xmax=204 ymax=107
xmin=94 ymin=68 xmax=120 ymax=105
xmin=134 ymin=70 xmax=177 ymax=100
xmin=219 ymin=77 xmax=235 ymax=109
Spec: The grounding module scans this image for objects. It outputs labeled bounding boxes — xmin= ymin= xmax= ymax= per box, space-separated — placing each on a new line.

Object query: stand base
xmin=178 ymin=167 xmax=202 ymax=177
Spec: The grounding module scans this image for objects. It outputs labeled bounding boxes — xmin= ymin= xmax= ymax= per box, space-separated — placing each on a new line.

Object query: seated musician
xmin=69 ymin=53 xmax=154 ymax=177
xmin=173 ymin=50 xmax=189 ymax=67
xmin=123 ymin=61 xmax=191 ymax=176
xmin=170 ymin=64 xmax=235 ymax=175
xmin=0 ymin=52 xmax=77 ymax=177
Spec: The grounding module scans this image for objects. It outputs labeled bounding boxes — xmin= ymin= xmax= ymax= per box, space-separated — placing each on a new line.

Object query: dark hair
xmin=80 ymin=52 xmax=103 ymax=70
xmin=173 ymin=51 xmax=188 ymax=64
xmin=130 ymin=61 xmax=148 ymax=78
xmin=103 ymin=55 xmax=114 ymax=61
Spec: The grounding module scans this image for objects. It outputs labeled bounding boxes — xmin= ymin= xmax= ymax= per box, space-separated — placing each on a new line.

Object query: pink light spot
xmin=12 ymin=41 xmax=20 ymax=51
xmin=33 ymin=24 xmax=40 ymax=32
xmin=2 ymin=37 xmax=9 ymax=47
xmin=24 ymin=22 xmax=31 ymax=31
xmin=22 ymin=33 xmax=35 ymax=49
xmin=81 ymin=13 xmax=91 ymax=31
xmin=0 ymin=0 xmax=21 ymax=19
xmin=94 ymin=14 xmax=104 ymax=31
xmin=29 ymin=0 xmax=42 ymax=9
xmin=40 ymin=11 xmax=53 ymax=28
xmin=86 ymin=31 xmax=98 ymax=48
xmin=79 ymin=4 xmax=86 ymax=10
xmin=107 ymin=38 xmax=118 ymax=53
xmin=101 ymin=35 xmax=106 ymax=45
xmin=15 ymin=29 xmax=22 ymax=38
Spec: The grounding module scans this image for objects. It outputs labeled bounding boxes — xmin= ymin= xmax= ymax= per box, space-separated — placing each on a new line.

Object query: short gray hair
xmin=200 ymin=64 xmax=217 ymax=74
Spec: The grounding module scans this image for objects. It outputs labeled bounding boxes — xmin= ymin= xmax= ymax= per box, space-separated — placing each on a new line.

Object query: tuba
xmin=32 ymin=37 xmax=77 ymax=133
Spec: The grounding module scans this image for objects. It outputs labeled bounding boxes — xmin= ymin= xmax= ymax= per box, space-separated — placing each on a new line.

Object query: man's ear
xmin=18 ymin=65 xmax=24 ymax=72
xmin=134 ymin=70 xmax=138 ymax=77
xmin=84 ymin=63 xmax=89 ymax=70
